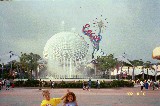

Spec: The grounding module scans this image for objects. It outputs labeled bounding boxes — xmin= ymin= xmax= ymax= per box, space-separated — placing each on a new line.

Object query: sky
xmin=0 ymin=0 xmax=160 ymax=63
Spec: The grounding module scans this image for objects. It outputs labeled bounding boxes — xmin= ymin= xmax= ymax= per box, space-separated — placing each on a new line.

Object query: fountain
xmin=43 ymin=31 xmax=90 ymax=79
xmin=41 ymin=17 xmax=107 ymax=79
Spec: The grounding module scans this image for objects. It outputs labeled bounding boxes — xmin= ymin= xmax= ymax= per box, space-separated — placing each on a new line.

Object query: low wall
xmin=14 ymin=78 xmax=119 ymax=82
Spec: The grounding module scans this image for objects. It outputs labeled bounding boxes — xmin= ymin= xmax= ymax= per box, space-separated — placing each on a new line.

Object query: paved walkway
xmin=0 ymin=87 xmax=159 ymax=106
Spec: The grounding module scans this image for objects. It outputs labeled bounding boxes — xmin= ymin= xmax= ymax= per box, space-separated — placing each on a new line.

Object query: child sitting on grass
xmin=41 ymin=90 xmax=68 ymax=106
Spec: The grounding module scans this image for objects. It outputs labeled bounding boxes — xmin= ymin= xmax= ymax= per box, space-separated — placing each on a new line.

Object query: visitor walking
xmin=0 ymin=79 xmax=2 ymax=90
xmin=140 ymin=81 xmax=144 ymax=92
xmin=155 ymin=80 xmax=159 ymax=89
xmin=152 ymin=81 xmax=155 ymax=90
xmin=50 ymin=80 xmax=52 ymax=88
xmin=82 ymin=80 xmax=85 ymax=90
xmin=1 ymin=79 xmax=5 ymax=89
xmin=6 ymin=79 xmax=10 ymax=90
xmin=88 ymin=79 xmax=91 ymax=90
xmin=145 ymin=81 xmax=149 ymax=89
xmin=1 ymin=79 xmax=6 ymax=89
xmin=39 ymin=79 xmax=42 ymax=90
xmin=42 ymin=80 xmax=45 ymax=88
xmin=82 ymin=80 xmax=88 ymax=90
xmin=96 ymin=80 xmax=100 ymax=89
xmin=51 ymin=81 xmax=55 ymax=89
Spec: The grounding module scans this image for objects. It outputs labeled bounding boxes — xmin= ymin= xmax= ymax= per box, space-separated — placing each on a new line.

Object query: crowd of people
xmin=1 ymin=78 xmax=160 ymax=106
xmin=137 ymin=79 xmax=159 ymax=91
xmin=39 ymin=78 xmax=101 ymax=91
xmin=0 ymin=79 xmax=15 ymax=90
xmin=82 ymin=79 xmax=100 ymax=91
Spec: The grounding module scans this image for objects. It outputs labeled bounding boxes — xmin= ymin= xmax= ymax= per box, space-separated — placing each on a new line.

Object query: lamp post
xmin=19 ymin=64 xmax=22 ymax=80
xmin=29 ymin=59 xmax=33 ymax=80
xmin=141 ymin=63 xmax=145 ymax=80
xmin=142 ymin=66 xmax=144 ymax=79
xmin=155 ymin=64 xmax=158 ymax=81
xmin=2 ymin=63 xmax=4 ymax=79
xmin=132 ymin=66 xmax=135 ymax=81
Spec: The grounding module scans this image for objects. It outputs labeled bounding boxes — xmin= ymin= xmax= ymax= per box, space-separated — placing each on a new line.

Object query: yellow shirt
xmin=41 ymin=98 xmax=61 ymax=106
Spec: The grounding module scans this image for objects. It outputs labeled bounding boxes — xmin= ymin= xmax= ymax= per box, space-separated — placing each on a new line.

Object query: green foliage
xmin=130 ymin=59 xmax=144 ymax=66
xmin=24 ymin=79 xmax=40 ymax=87
xmin=13 ymin=80 xmax=134 ymax=88
xmin=20 ymin=52 xmax=41 ymax=70
xmin=96 ymin=54 xmax=117 ymax=71
xmin=14 ymin=80 xmax=25 ymax=87
xmin=19 ymin=52 xmax=41 ymax=79
xmin=112 ymin=80 xmax=134 ymax=87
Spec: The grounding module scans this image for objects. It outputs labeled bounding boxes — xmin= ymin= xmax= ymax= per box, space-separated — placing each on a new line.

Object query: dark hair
xmin=63 ymin=92 xmax=76 ymax=103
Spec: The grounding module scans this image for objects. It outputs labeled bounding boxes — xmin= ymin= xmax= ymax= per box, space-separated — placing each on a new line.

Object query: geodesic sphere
xmin=43 ymin=32 xmax=89 ymax=61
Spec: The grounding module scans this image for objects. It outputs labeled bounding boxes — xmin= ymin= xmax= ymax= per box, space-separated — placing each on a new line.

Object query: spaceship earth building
xmin=43 ymin=32 xmax=89 ymax=78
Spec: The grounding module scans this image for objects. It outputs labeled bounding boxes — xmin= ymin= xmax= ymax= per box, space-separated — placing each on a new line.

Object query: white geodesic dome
xmin=43 ymin=32 xmax=89 ymax=78
xmin=43 ymin=32 xmax=89 ymax=60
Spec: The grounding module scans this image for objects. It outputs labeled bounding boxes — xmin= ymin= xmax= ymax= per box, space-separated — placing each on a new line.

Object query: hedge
xmin=14 ymin=80 xmax=134 ymax=88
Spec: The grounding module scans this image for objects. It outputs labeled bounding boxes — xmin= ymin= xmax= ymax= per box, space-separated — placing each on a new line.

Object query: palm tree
xmin=143 ymin=61 xmax=150 ymax=79
xmin=130 ymin=59 xmax=144 ymax=80
xmin=143 ymin=61 xmax=154 ymax=80
xmin=154 ymin=62 xmax=160 ymax=81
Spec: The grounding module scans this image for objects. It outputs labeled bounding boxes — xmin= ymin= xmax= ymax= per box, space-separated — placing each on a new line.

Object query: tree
xmin=130 ymin=59 xmax=144 ymax=80
xmin=96 ymin=54 xmax=117 ymax=78
xmin=19 ymin=52 xmax=41 ymax=79
xmin=130 ymin=59 xmax=144 ymax=66
xmin=143 ymin=61 xmax=150 ymax=79
xmin=143 ymin=61 xmax=154 ymax=80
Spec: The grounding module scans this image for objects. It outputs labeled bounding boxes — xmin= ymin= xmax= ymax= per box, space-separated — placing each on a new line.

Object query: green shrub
xmin=24 ymin=79 xmax=39 ymax=87
xmin=14 ymin=80 xmax=25 ymax=87
xmin=14 ymin=79 xmax=134 ymax=88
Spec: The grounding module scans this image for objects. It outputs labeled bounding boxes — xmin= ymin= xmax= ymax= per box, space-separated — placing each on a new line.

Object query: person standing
xmin=0 ymin=79 xmax=2 ymax=90
xmin=82 ymin=80 xmax=88 ymax=90
xmin=6 ymin=79 xmax=10 ymax=90
xmin=145 ymin=81 xmax=149 ymax=89
xmin=96 ymin=80 xmax=100 ymax=89
xmin=42 ymin=80 xmax=45 ymax=88
xmin=3 ymin=79 xmax=6 ymax=89
xmin=1 ymin=79 xmax=4 ymax=89
xmin=51 ymin=81 xmax=55 ymax=89
xmin=82 ymin=80 xmax=85 ymax=90
xmin=140 ymin=81 xmax=144 ymax=92
xmin=156 ymin=80 xmax=159 ymax=89
xmin=152 ymin=80 xmax=156 ymax=90
xmin=39 ymin=79 xmax=42 ymax=90
xmin=87 ymin=79 xmax=91 ymax=91
xmin=50 ymin=80 xmax=52 ymax=89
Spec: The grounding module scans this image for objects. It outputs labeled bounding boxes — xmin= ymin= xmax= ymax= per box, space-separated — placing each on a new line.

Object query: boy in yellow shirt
xmin=41 ymin=90 xmax=68 ymax=106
